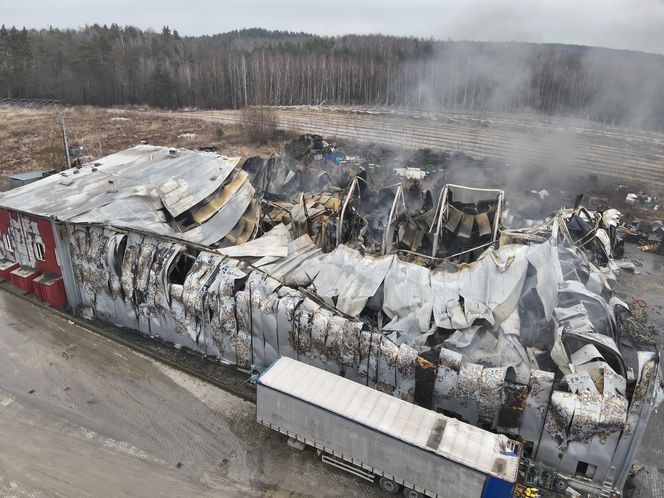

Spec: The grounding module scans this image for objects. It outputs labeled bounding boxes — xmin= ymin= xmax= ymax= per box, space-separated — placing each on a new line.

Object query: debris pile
xmin=624 ymin=191 xmax=660 ymax=211
xmin=621 ymin=218 xmax=664 ymax=253
xmin=622 ymin=300 xmax=657 ymax=345
xmin=404 ymin=148 xmax=449 ymax=171
xmin=1 ymin=140 xmax=662 ymax=496
xmin=285 ymin=134 xmax=336 ymax=163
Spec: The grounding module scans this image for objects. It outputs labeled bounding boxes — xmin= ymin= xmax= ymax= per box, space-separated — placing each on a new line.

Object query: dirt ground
xmin=613 ymin=243 xmax=664 ymax=498
xmin=0 ymin=106 xmax=285 ymax=190
xmin=0 ymin=288 xmax=380 ymax=498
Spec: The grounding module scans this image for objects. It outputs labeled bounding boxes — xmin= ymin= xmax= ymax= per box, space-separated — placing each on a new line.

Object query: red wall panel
xmin=35 ymin=218 xmax=61 ymax=276
xmin=0 ymin=208 xmax=10 ymax=234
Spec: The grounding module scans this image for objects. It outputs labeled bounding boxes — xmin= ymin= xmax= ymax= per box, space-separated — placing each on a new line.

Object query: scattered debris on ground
xmin=2 ymin=115 xmax=664 ymax=498
xmin=623 ymin=300 xmax=658 ymax=345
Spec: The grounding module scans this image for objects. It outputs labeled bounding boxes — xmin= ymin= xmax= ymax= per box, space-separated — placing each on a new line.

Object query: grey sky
xmin=3 ymin=0 xmax=664 ymax=54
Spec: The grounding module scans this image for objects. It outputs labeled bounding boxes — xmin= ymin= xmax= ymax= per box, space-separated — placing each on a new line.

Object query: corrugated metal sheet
xmin=0 ymin=145 xmax=248 ymax=247
xmin=259 ymin=357 xmax=519 ymax=482
xmin=157 ymin=154 xmax=237 ymax=218
xmin=218 ymin=223 xmax=290 ymax=258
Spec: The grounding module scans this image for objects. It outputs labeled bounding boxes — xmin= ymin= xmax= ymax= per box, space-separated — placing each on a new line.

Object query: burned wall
xmin=0 ymin=208 xmax=61 ymax=275
xmin=66 ymin=224 xmax=420 ymax=401
xmin=62 ymin=213 xmax=661 ymax=492
xmin=247 ymin=224 xmax=661 ymax=489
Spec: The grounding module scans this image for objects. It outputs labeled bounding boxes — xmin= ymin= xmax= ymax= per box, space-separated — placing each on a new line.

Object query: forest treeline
xmin=1 ymin=24 xmax=664 ymax=130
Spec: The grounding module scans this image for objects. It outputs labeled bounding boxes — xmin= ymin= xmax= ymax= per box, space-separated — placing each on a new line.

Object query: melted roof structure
xmin=0 ymin=145 xmax=251 ymax=246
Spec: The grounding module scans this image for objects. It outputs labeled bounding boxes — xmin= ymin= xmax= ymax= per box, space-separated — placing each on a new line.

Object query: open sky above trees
xmin=0 ymin=0 xmax=664 ymax=53
xmin=2 ymin=0 xmax=664 ymax=55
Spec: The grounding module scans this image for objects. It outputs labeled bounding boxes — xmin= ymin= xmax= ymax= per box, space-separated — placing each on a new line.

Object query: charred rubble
xmin=0 ymin=141 xmax=661 ymax=496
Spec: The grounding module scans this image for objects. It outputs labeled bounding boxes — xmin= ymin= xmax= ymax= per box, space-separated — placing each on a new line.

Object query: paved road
xmin=0 ymin=290 xmax=379 ymax=498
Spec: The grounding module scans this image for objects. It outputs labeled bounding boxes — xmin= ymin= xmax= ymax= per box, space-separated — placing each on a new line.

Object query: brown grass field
xmin=0 ymin=106 xmax=281 ymax=190
xmin=1 ymin=105 xmax=661 ymax=225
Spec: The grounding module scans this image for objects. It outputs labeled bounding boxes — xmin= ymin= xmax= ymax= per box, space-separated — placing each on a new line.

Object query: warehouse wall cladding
xmin=0 ymin=144 xmax=661 ymax=497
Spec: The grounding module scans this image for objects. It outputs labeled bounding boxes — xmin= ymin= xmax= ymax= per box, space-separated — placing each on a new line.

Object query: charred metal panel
xmin=292 ymin=298 xmax=319 ymax=366
xmin=432 ymin=354 xmax=484 ymax=424
xmin=251 ymin=291 xmax=280 ymax=367
xmin=292 ymin=297 xmax=319 ymax=361
xmin=358 ymin=330 xmax=380 ymax=387
xmin=167 ymin=286 xmax=200 ymax=351
xmin=496 ymin=381 xmax=529 ymax=435
xmin=276 ymin=293 xmax=302 ymax=362
xmin=69 ymin=227 xmax=124 ymax=324
xmin=234 ymin=290 xmax=252 ymax=369
xmin=610 ymin=354 xmax=662 ymax=490
xmin=178 ymin=253 xmax=226 ymax=351
xmin=395 ymin=344 xmax=419 ymax=402
xmin=376 ymin=337 xmax=399 ymax=395
xmin=306 ymin=307 xmax=334 ymax=370
xmin=432 ymin=348 xmax=463 ymax=414
xmin=536 ymin=386 xmax=629 ymax=485
xmin=217 ymin=295 xmax=239 ymax=363
xmin=340 ymin=320 xmax=363 ymax=382
xmin=143 ymin=242 xmax=181 ymax=335
xmin=519 ymin=370 xmax=555 ymax=449
xmin=564 ymin=371 xmax=600 ymax=396
xmin=478 ymin=367 xmax=509 ymax=428
xmin=455 ymin=362 xmax=483 ymax=425
xmin=321 ymin=315 xmax=346 ymax=375
xmin=538 ymin=391 xmax=578 ymax=467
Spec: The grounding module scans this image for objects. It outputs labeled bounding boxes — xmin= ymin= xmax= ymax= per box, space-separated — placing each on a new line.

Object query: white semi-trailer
xmin=256 ymin=357 xmax=523 ymax=498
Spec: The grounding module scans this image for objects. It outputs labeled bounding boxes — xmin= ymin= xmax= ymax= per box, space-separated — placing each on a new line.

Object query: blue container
xmin=482 ymin=476 xmax=515 ymax=498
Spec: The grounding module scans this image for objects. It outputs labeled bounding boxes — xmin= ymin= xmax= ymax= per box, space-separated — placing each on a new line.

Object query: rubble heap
xmin=0 ymin=143 xmax=661 ymax=496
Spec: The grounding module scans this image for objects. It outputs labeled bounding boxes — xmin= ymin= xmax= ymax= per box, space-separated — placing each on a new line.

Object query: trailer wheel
xmin=403 ymin=488 xmax=423 ymax=498
xmin=378 ymin=477 xmax=400 ymax=494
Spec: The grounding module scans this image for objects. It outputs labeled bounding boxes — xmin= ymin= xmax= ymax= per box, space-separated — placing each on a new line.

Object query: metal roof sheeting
xmin=157 ymin=153 xmax=237 ymax=218
xmin=9 ymin=171 xmax=45 ymax=181
xmin=259 ymin=357 xmax=520 ymax=482
xmin=0 ymin=145 xmax=249 ymax=247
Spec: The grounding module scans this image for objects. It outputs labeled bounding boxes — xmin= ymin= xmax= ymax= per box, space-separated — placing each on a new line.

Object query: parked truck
xmin=256 ymin=357 xmax=525 ymax=498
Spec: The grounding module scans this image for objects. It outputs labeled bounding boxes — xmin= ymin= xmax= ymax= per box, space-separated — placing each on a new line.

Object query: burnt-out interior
xmin=1 ymin=141 xmax=660 ymax=497
xmin=438 ymin=195 xmax=499 ymax=263
xmin=168 ymin=250 xmax=199 ymax=285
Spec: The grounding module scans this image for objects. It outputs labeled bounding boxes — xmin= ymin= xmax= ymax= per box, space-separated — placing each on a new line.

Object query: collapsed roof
xmin=0 ymin=145 xmax=258 ymax=247
xmin=0 ymin=143 xmax=661 ymax=494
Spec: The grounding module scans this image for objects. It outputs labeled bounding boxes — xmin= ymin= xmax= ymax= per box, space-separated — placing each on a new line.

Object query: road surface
xmin=0 ymin=290 xmax=379 ymax=498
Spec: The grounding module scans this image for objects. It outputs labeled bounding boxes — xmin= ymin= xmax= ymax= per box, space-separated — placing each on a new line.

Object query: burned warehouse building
xmin=0 ymin=143 xmax=661 ymax=497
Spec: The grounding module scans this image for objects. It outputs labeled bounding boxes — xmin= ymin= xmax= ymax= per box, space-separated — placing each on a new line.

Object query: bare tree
xmin=240 ymin=105 xmax=277 ymax=144
xmin=5 ymin=26 xmax=664 ymax=130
